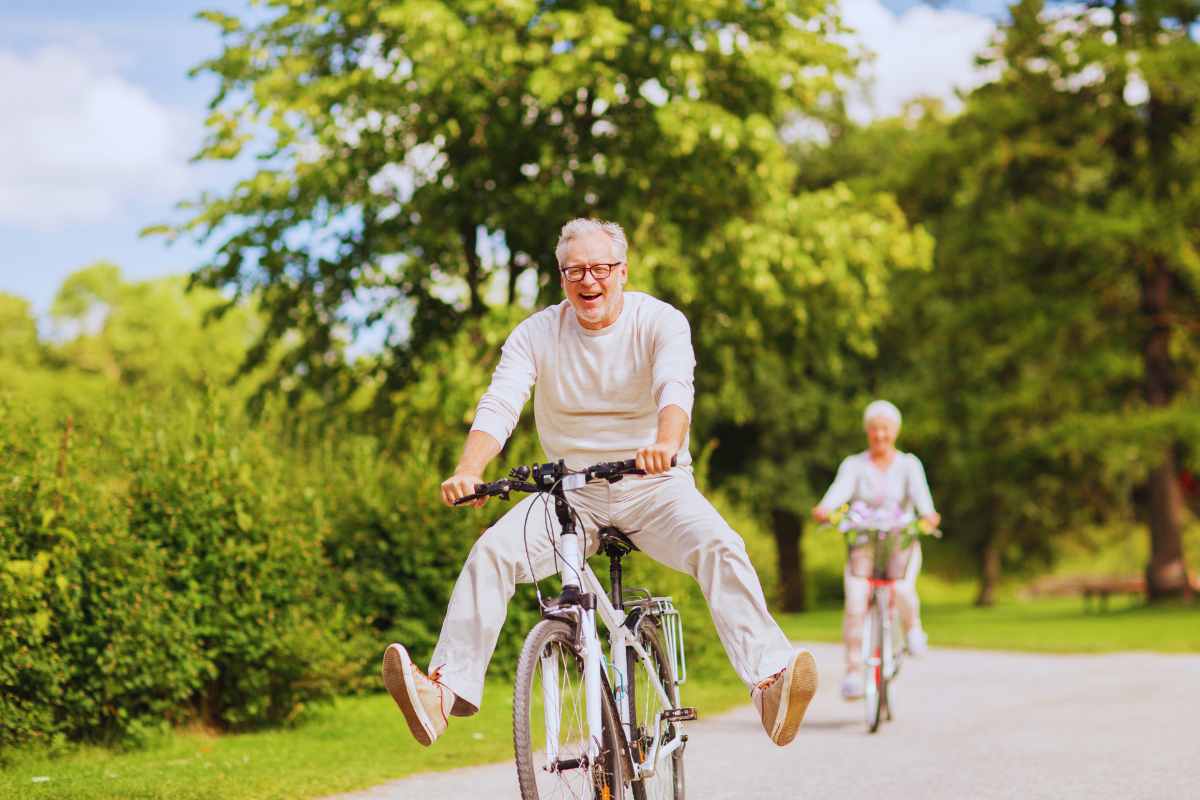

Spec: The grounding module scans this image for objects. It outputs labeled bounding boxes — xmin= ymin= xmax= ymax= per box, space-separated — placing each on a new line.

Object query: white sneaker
xmin=907 ymin=628 xmax=928 ymax=657
xmin=841 ymin=673 xmax=864 ymax=700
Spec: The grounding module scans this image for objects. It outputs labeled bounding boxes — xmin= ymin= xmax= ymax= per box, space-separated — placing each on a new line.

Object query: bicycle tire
xmin=880 ymin=604 xmax=893 ymax=725
xmin=514 ymin=619 xmax=626 ymax=800
xmin=865 ymin=598 xmax=885 ymax=733
xmin=627 ymin=617 xmax=685 ymax=800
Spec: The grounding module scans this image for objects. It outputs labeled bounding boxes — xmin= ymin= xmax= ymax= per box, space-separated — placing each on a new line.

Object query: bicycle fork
xmin=863 ymin=585 xmax=899 ymax=682
xmin=545 ymin=496 xmax=606 ymax=767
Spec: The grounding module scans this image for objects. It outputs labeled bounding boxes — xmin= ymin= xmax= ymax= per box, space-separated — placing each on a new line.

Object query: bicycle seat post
xmin=608 ymin=544 xmax=624 ymax=611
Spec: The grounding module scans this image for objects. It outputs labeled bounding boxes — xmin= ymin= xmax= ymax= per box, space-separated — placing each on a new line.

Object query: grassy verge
xmin=779 ymin=597 xmax=1200 ymax=654
xmin=0 ymin=675 xmax=750 ymax=800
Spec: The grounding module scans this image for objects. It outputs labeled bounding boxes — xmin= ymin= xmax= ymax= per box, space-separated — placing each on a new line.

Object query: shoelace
xmin=418 ymin=663 xmax=451 ymax=725
xmin=754 ymin=667 xmax=785 ymax=694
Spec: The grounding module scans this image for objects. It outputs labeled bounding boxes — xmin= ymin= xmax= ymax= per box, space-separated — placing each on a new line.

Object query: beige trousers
xmin=843 ymin=543 xmax=923 ymax=674
xmin=429 ymin=467 xmax=796 ymax=712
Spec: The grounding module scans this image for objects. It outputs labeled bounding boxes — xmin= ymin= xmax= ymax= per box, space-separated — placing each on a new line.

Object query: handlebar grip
xmin=619 ymin=455 xmax=678 ymax=474
xmin=452 ymin=484 xmax=489 ymax=506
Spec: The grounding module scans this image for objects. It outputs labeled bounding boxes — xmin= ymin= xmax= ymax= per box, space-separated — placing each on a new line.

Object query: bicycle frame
xmin=863 ymin=578 xmax=901 ymax=686
xmin=546 ymin=488 xmax=686 ymax=784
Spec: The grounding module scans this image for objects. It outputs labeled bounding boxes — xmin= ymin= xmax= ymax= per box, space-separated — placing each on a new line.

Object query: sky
xmin=0 ymin=0 xmax=1009 ymax=318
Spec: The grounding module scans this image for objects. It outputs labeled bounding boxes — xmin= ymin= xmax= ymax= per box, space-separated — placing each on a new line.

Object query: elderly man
xmin=382 ymin=218 xmax=816 ymax=748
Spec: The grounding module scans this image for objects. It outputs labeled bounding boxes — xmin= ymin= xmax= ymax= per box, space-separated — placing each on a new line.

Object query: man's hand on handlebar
xmin=442 ymin=472 xmax=487 ymax=508
xmin=635 ymin=442 xmax=676 ymax=475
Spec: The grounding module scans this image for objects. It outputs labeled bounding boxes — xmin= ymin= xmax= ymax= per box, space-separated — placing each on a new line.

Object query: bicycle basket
xmin=847 ymin=529 xmax=914 ymax=580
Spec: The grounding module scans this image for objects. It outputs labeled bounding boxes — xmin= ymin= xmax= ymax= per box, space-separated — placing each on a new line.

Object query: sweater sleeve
xmin=469 ymin=319 xmax=538 ymax=448
xmin=818 ymin=456 xmax=857 ymax=510
xmin=906 ymin=454 xmax=937 ymax=517
xmin=651 ymin=307 xmax=696 ymax=419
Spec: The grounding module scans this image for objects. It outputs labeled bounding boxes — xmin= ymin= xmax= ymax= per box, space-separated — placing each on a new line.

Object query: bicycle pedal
xmin=662 ymin=707 xmax=697 ymax=722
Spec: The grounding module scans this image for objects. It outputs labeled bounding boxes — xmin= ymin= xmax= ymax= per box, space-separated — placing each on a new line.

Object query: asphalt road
xmin=331 ymin=642 xmax=1200 ymax=800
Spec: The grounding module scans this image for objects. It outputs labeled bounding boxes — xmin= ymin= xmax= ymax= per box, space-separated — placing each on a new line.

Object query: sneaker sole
xmin=772 ymin=650 xmax=818 ymax=747
xmin=382 ymin=644 xmax=435 ymax=746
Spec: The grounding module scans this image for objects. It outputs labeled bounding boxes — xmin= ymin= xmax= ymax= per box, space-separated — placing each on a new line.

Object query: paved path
xmin=331 ymin=643 xmax=1200 ymax=799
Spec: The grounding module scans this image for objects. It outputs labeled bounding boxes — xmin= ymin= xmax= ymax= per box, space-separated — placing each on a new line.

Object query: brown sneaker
xmin=752 ymin=650 xmax=818 ymax=747
xmin=382 ymin=643 xmax=455 ymax=746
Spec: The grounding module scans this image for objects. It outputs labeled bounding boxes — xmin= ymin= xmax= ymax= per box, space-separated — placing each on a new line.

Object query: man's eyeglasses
xmin=560 ymin=262 xmax=621 ymax=282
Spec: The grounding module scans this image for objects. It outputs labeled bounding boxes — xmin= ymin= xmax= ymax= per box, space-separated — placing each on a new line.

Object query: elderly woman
xmin=811 ymin=400 xmax=940 ymax=700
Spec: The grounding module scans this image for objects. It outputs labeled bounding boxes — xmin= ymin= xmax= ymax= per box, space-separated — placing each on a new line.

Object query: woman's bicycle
xmin=826 ymin=505 xmax=940 ymax=733
xmin=456 ymin=457 xmax=692 ymax=800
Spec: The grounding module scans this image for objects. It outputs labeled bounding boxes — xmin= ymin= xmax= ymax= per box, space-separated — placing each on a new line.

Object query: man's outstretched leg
xmin=614 ymin=468 xmax=818 ymax=747
xmin=382 ymin=491 xmax=604 ymax=745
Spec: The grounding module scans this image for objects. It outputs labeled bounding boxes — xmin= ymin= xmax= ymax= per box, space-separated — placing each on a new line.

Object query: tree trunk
xmin=460 ymin=221 xmax=483 ymax=314
xmin=1144 ymin=454 xmax=1192 ymax=601
xmin=1139 ymin=259 xmax=1192 ymax=602
xmin=976 ymin=526 xmax=1001 ymax=607
xmin=770 ymin=508 xmax=806 ymax=612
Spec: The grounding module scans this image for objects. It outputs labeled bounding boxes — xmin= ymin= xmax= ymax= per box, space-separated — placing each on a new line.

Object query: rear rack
xmin=649 ymin=597 xmax=687 ymax=686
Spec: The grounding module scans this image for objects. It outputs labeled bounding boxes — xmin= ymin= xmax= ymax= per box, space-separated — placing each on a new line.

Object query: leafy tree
xmin=798 ymin=0 xmax=1200 ymax=603
xmin=168 ymin=0 xmax=852 ymax=402
xmin=0 ymin=293 xmax=40 ymax=368
xmin=48 ymin=263 xmax=262 ymax=396
xmin=672 ymin=186 xmax=933 ymax=610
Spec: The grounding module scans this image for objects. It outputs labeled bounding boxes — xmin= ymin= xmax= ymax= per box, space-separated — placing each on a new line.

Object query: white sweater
xmin=818 ymin=451 xmax=937 ymax=522
xmin=470 ymin=292 xmax=695 ymax=469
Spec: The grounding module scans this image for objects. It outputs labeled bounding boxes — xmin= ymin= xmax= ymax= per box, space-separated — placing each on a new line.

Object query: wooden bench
xmin=1023 ymin=575 xmax=1146 ymax=612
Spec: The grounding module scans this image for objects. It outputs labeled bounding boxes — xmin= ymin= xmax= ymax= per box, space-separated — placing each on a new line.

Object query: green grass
xmin=0 ymin=675 xmax=750 ymax=800
xmin=779 ymin=597 xmax=1200 ymax=654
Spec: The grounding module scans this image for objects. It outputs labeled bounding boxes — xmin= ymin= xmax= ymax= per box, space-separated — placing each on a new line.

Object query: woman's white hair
xmin=555 ymin=218 xmax=628 ymax=267
xmin=863 ymin=400 xmax=902 ymax=430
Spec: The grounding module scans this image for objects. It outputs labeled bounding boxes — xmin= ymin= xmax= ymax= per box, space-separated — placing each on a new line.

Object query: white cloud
xmin=838 ymin=0 xmax=998 ymax=123
xmin=0 ymin=45 xmax=196 ymax=231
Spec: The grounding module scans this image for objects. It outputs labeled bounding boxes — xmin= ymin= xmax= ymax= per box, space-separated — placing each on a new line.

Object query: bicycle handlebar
xmin=453 ymin=456 xmax=677 ymax=506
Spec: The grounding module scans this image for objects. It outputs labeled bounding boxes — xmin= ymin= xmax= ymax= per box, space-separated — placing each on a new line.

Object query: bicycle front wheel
xmin=514 ymin=619 xmax=626 ymax=800
xmin=864 ymin=598 xmax=885 ymax=733
xmin=627 ymin=617 xmax=685 ymax=800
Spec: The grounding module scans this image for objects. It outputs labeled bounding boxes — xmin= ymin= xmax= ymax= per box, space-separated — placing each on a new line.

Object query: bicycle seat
xmin=598 ymin=526 xmax=639 ymax=555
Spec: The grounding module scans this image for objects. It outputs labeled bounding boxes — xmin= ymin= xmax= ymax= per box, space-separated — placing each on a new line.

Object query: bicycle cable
xmin=520 ymin=491 xmax=548 ymax=612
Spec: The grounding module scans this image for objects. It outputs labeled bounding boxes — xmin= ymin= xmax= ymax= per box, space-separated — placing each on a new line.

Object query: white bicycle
xmin=457 ymin=458 xmax=691 ymax=800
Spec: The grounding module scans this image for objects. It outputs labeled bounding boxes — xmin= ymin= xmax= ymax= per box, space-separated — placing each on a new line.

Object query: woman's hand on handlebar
xmin=441 ymin=471 xmax=487 ymax=508
xmin=811 ymin=505 xmax=832 ymax=524
xmin=635 ymin=443 xmax=676 ymax=475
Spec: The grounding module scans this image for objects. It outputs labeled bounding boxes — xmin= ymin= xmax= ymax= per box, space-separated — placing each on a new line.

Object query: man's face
xmin=559 ymin=231 xmax=627 ymax=330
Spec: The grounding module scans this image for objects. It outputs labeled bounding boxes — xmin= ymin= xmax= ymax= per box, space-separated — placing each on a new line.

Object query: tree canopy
xmin=797 ymin=0 xmax=1200 ymax=601
xmin=170 ymin=0 xmax=859 ymax=408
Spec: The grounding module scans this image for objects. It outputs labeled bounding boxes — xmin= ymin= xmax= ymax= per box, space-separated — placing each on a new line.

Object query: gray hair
xmin=555 ymin=218 xmax=628 ymax=267
xmin=863 ymin=400 xmax=902 ymax=430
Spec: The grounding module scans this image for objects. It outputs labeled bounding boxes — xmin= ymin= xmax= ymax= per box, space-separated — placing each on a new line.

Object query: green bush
xmin=0 ymin=397 xmax=370 ymax=751
xmin=121 ymin=401 xmax=369 ymax=729
xmin=0 ymin=409 xmax=200 ymax=748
